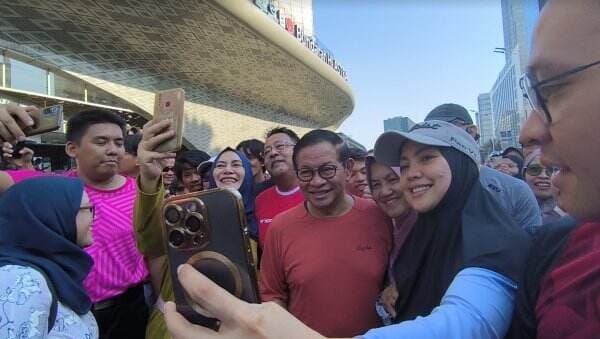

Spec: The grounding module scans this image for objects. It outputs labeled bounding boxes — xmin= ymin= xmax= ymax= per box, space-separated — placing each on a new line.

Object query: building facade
xmin=383 ymin=116 xmax=415 ymax=133
xmin=490 ymin=0 xmax=540 ymax=148
xmin=0 ymin=0 xmax=353 ymax=154
xmin=476 ymin=93 xmax=494 ymax=146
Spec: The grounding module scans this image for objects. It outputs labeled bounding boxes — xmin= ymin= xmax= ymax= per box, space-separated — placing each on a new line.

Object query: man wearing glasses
xmin=254 ymin=127 xmax=304 ymax=248
xmin=259 ymin=129 xmax=391 ymax=337
xmin=425 ymin=103 xmax=542 ymax=233
xmin=509 ymin=0 xmax=600 ymax=336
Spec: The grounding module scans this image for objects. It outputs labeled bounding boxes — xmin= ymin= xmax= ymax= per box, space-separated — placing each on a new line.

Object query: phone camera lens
xmin=168 ymin=229 xmax=185 ymax=248
xmin=185 ymin=214 xmax=204 ymax=233
xmin=165 ymin=205 xmax=182 ymax=225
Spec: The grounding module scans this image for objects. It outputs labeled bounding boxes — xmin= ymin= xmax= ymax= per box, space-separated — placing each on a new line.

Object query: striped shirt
xmin=67 ymin=174 xmax=149 ymax=302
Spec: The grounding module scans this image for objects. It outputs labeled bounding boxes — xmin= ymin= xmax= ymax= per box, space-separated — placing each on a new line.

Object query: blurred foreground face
xmin=519 ymin=0 xmax=600 ymax=221
xmin=369 ymin=162 xmax=409 ymax=218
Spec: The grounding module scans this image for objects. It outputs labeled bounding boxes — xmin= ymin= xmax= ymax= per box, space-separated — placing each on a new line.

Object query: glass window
xmin=86 ymin=85 xmax=122 ymax=107
xmin=49 ymin=72 xmax=85 ymax=100
xmin=8 ymin=58 xmax=47 ymax=94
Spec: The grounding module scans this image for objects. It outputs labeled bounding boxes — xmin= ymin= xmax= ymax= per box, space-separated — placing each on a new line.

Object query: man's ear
xmin=344 ymin=158 xmax=355 ymax=178
xmin=65 ymin=141 xmax=78 ymax=159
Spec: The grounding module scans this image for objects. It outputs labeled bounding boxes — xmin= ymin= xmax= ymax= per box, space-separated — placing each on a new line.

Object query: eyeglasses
xmin=524 ymin=164 xmax=558 ymax=177
xmin=162 ymin=166 xmax=174 ymax=173
xmin=79 ymin=205 xmax=96 ymax=219
xmin=264 ymin=143 xmax=295 ymax=157
xmin=296 ymin=164 xmax=339 ymax=182
xmin=520 ymin=59 xmax=600 ymax=124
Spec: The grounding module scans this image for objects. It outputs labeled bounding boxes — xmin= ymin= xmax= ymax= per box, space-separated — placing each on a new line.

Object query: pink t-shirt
xmin=5 ymin=169 xmax=48 ymax=183
xmin=71 ymin=174 xmax=149 ymax=302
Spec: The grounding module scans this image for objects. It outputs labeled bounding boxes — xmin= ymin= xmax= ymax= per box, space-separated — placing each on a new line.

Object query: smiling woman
xmin=365 ymin=120 xmax=531 ymax=338
xmin=209 ymin=147 xmax=257 ymax=240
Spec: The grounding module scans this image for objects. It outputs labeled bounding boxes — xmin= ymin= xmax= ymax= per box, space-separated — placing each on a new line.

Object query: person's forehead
xmin=530 ymin=0 xmax=600 ymax=74
xmin=83 ymin=123 xmax=124 ymax=139
xmin=352 ymin=160 xmax=366 ymax=169
xmin=266 ymin=133 xmax=293 ymax=145
xmin=296 ymin=143 xmax=337 ymax=165
xmin=218 ymin=151 xmax=241 ymax=162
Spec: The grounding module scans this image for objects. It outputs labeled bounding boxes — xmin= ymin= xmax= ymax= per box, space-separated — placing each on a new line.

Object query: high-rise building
xmin=477 ymin=93 xmax=494 ymax=146
xmin=490 ymin=0 xmax=541 ymax=148
xmin=384 ymin=116 xmax=415 ymax=133
xmin=0 ymin=0 xmax=352 ymax=156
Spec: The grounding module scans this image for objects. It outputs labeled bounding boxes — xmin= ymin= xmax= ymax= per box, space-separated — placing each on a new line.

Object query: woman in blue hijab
xmin=0 ymin=176 xmax=98 ymax=338
xmin=209 ymin=147 xmax=258 ymax=240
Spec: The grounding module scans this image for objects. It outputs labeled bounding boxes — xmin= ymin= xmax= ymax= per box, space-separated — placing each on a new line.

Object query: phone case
xmin=24 ymin=104 xmax=63 ymax=137
xmin=162 ymin=188 xmax=259 ymax=329
xmin=153 ymin=88 xmax=185 ymax=152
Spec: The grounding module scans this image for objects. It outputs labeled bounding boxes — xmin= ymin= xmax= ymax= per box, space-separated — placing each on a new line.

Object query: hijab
xmin=209 ymin=147 xmax=257 ymax=239
xmin=0 ymin=176 xmax=93 ymax=314
xmin=392 ymin=147 xmax=531 ymax=323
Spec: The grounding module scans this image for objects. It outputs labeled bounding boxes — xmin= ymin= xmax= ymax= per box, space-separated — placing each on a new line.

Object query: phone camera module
xmin=168 ymin=229 xmax=186 ymax=248
xmin=165 ymin=205 xmax=183 ymax=225
xmin=185 ymin=213 xmax=205 ymax=233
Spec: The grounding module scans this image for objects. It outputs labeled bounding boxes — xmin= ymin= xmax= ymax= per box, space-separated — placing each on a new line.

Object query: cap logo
xmin=410 ymin=122 xmax=441 ymax=132
xmin=449 ymin=136 xmax=476 ymax=158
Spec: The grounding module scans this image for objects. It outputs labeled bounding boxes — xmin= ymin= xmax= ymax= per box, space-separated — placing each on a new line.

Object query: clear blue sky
xmin=313 ymin=0 xmax=505 ymax=149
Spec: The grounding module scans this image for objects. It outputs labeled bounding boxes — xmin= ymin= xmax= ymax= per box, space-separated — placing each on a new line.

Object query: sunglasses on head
xmin=525 ymin=164 xmax=557 ymax=177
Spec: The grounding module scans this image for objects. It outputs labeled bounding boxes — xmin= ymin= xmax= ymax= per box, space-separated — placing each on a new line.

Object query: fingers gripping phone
xmin=153 ymin=88 xmax=185 ymax=153
xmin=22 ymin=104 xmax=63 ymax=137
xmin=162 ymin=188 xmax=259 ymax=329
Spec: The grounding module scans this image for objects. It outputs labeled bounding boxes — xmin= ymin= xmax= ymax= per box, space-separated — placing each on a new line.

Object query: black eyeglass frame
xmin=524 ymin=164 xmax=558 ymax=177
xmin=520 ymin=59 xmax=600 ymax=124
xmin=296 ymin=163 xmax=341 ymax=182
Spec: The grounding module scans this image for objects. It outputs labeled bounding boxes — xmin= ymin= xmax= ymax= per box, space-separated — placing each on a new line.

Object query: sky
xmin=312 ymin=0 xmax=506 ymax=149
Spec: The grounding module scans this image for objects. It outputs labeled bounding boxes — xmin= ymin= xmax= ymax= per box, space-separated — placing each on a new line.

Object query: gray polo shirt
xmin=479 ymin=166 xmax=542 ymax=234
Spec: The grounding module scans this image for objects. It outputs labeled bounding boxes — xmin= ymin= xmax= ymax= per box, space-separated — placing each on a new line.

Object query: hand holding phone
xmin=163 ymin=189 xmax=259 ymax=329
xmin=21 ymin=104 xmax=63 ymax=137
xmin=153 ymin=88 xmax=185 ymax=153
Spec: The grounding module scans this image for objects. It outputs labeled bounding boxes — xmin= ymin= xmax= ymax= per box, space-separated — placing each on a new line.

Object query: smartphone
xmin=11 ymin=140 xmax=37 ymax=160
xmin=162 ymin=188 xmax=259 ymax=329
xmin=22 ymin=104 xmax=63 ymax=137
xmin=153 ymin=88 xmax=185 ymax=153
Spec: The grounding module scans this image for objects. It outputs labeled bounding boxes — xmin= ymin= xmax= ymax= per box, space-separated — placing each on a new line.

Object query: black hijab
xmin=0 ymin=176 xmax=93 ymax=315
xmin=392 ymin=147 xmax=531 ymax=322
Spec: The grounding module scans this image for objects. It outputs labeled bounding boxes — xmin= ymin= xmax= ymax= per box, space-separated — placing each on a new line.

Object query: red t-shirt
xmin=259 ymin=197 xmax=392 ymax=337
xmin=255 ymin=186 xmax=304 ymax=248
xmin=536 ymin=222 xmax=600 ymax=338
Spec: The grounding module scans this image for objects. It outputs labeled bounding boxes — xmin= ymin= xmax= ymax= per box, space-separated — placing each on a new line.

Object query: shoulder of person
xmin=269 ymin=203 xmax=306 ymax=231
xmin=255 ymin=185 xmax=276 ymax=204
xmin=0 ymin=264 xmax=53 ymax=307
xmin=480 ymin=166 xmax=527 ymax=192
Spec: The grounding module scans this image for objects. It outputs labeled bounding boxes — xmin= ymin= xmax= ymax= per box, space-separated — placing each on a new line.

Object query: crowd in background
xmin=0 ymin=0 xmax=599 ymax=338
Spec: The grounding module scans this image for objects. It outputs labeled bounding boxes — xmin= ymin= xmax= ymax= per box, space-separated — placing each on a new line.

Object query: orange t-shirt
xmin=259 ymin=197 xmax=392 ymax=337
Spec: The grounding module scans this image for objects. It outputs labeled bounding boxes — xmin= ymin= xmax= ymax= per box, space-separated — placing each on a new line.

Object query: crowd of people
xmin=0 ymin=0 xmax=599 ymax=338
